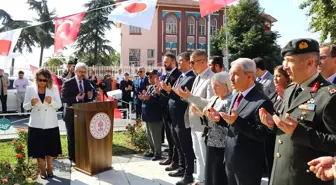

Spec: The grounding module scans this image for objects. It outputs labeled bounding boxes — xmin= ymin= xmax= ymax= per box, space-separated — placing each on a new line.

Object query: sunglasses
xmin=38 ymin=79 xmax=48 ymax=82
xmin=190 ymin=59 xmax=204 ymax=65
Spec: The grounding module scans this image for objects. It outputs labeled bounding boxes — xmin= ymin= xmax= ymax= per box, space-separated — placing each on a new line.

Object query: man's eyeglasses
xmin=138 ymin=71 xmax=144 ymax=73
xmin=38 ymin=79 xmax=48 ymax=82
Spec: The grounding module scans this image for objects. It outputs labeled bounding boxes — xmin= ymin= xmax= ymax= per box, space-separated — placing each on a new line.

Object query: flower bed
xmin=126 ymin=118 xmax=149 ymax=152
xmin=0 ymin=129 xmax=37 ymax=185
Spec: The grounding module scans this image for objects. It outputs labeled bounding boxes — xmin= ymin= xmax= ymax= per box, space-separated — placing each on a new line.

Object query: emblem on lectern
xmin=89 ymin=112 xmax=111 ymax=139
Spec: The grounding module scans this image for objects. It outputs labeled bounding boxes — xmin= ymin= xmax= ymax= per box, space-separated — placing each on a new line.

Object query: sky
xmin=0 ymin=0 xmax=321 ymax=73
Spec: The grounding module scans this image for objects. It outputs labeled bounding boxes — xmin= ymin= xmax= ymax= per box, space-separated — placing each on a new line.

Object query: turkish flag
xmin=29 ymin=64 xmax=39 ymax=74
xmin=0 ymin=29 xmax=22 ymax=56
xmin=199 ymin=0 xmax=237 ymax=17
xmin=54 ymin=12 xmax=85 ymax=54
xmin=108 ymin=0 xmax=157 ymax=30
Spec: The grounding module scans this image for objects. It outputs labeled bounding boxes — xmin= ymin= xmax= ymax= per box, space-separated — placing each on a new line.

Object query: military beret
xmin=281 ymin=38 xmax=320 ymax=57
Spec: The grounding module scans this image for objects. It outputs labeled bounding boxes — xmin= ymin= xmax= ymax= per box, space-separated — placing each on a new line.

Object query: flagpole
xmin=224 ymin=6 xmax=229 ymax=71
xmin=207 ymin=14 xmax=211 ymax=58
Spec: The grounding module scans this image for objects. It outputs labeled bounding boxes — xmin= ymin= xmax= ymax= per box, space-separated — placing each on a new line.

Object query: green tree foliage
xmin=299 ymin=0 xmax=336 ymax=42
xmin=211 ymin=0 xmax=283 ymax=70
xmin=75 ymin=0 xmax=116 ymax=66
xmin=0 ymin=9 xmax=38 ymax=76
xmin=27 ymin=0 xmax=55 ymax=67
xmin=43 ymin=57 xmax=65 ymax=67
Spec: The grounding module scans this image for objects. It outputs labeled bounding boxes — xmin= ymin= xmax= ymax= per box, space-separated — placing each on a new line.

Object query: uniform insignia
xmin=299 ymin=42 xmax=308 ymax=49
xmin=307 ymin=98 xmax=315 ymax=104
xmin=310 ymin=82 xmax=320 ymax=93
xmin=299 ymin=103 xmax=315 ymax=111
xmin=329 ymin=88 xmax=336 ymax=95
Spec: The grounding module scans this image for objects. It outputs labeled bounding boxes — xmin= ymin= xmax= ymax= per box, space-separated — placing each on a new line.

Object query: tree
xmin=0 ymin=9 xmax=38 ymax=76
xmin=27 ymin=0 xmax=55 ymax=67
xmin=299 ymin=0 xmax=336 ymax=43
xmin=75 ymin=0 xmax=116 ymax=66
xmin=43 ymin=57 xmax=65 ymax=67
xmin=211 ymin=0 xmax=282 ymax=70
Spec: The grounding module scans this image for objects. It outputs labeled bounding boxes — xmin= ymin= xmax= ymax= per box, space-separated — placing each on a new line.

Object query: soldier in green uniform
xmin=259 ymin=38 xmax=336 ymax=185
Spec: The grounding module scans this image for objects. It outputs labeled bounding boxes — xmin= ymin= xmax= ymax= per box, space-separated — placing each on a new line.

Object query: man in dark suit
xmin=254 ymin=57 xmax=276 ymax=97
xmin=158 ymin=53 xmax=182 ymax=168
xmin=61 ymin=62 xmax=96 ymax=163
xmin=319 ymin=43 xmax=336 ymax=84
xmin=218 ymin=58 xmax=274 ymax=185
xmin=260 ymin=38 xmax=336 ymax=185
xmin=162 ymin=52 xmax=195 ymax=184
xmin=133 ymin=67 xmax=150 ymax=120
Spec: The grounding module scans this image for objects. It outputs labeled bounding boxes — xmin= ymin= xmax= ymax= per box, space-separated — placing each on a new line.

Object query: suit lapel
xmin=192 ymin=69 xmax=209 ymax=93
xmin=229 ymin=92 xmax=238 ymax=113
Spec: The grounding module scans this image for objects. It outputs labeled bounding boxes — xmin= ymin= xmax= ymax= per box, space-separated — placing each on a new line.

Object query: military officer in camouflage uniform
xmin=259 ymin=38 xmax=336 ymax=185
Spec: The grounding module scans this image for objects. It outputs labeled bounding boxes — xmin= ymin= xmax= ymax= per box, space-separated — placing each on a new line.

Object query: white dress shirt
xmin=240 ymin=84 xmax=256 ymax=97
xmin=327 ymin=73 xmax=336 ymax=83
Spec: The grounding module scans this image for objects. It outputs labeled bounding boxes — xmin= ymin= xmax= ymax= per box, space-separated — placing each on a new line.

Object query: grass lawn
xmin=0 ymin=131 xmax=139 ymax=164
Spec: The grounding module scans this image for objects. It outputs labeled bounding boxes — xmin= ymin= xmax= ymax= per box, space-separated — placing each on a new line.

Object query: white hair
xmin=230 ymin=58 xmax=256 ymax=79
xmin=211 ymin=71 xmax=233 ymax=94
xmin=75 ymin=62 xmax=88 ymax=72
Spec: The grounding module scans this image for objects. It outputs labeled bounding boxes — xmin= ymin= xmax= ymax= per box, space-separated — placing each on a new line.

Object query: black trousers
xmin=0 ymin=95 xmax=7 ymax=113
xmin=65 ymin=121 xmax=75 ymax=162
xmin=172 ymin=125 xmax=194 ymax=176
xmin=205 ymin=146 xmax=227 ymax=185
xmin=164 ymin=117 xmax=178 ymax=163
xmin=135 ymin=103 xmax=142 ymax=120
xmin=226 ymin=166 xmax=262 ymax=185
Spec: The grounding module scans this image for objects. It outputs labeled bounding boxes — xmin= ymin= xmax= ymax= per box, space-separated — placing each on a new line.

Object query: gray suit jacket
xmin=0 ymin=75 xmax=10 ymax=95
xmin=258 ymin=71 xmax=275 ymax=97
xmin=184 ymin=68 xmax=215 ymax=132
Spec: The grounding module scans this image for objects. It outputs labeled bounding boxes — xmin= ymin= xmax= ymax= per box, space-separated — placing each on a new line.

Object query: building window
xmin=130 ymin=26 xmax=141 ymax=34
xmin=147 ymin=49 xmax=155 ymax=58
xmin=129 ymin=49 xmax=141 ymax=62
xmin=147 ymin=60 xmax=155 ymax=66
xmin=187 ymin=17 xmax=195 ymax=35
xmin=210 ymin=18 xmax=217 ymax=36
xmin=165 ymin=49 xmax=177 ymax=56
xmin=166 ymin=15 xmax=177 ymax=34
xmin=198 ymin=18 xmax=206 ymax=36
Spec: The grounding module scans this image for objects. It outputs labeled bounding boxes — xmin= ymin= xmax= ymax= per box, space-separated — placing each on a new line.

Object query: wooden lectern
xmin=73 ymin=101 xmax=117 ymax=176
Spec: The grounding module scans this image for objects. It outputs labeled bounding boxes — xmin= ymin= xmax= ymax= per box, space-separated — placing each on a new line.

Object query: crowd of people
xmin=131 ymin=38 xmax=336 ymax=185
xmin=5 ymin=37 xmax=336 ymax=185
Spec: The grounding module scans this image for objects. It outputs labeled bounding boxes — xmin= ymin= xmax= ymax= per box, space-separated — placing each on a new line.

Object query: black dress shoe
xmin=163 ymin=148 xmax=169 ymax=152
xmin=165 ymin=163 xmax=179 ymax=171
xmin=168 ymin=170 xmax=184 ymax=177
xmin=176 ymin=175 xmax=194 ymax=185
xmin=40 ymin=173 xmax=47 ymax=180
xmin=144 ymin=152 xmax=154 ymax=157
xmin=151 ymin=156 xmax=163 ymax=161
xmin=159 ymin=158 xmax=172 ymax=165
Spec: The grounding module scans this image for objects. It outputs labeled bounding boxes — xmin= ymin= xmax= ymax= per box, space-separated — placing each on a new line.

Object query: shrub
xmin=126 ymin=118 xmax=149 ymax=151
xmin=0 ymin=128 xmax=37 ymax=185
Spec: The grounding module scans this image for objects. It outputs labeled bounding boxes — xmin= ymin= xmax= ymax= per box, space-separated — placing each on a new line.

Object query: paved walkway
xmin=36 ymin=154 xmax=269 ymax=185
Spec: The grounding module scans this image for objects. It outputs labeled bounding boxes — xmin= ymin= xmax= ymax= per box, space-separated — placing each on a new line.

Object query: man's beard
xmin=165 ymin=66 xmax=172 ymax=71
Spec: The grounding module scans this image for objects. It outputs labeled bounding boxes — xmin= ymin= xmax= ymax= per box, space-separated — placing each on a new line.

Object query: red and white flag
xmin=54 ymin=12 xmax=85 ymax=54
xmin=108 ymin=0 xmax=157 ymax=30
xmin=29 ymin=64 xmax=39 ymax=74
xmin=199 ymin=0 xmax=237 ymax=17
xmin=0 ymin=28 xmax=22 ymax=57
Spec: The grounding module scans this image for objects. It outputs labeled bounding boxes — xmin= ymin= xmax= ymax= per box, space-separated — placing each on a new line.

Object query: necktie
xmin=79 ymin=80 xmax=84 ymax=93
xmin=256 ymin=77 xmax=261 ymax=82
xmin=175 ymin=75 xmax=184 ymax=87
xmin=293 ymin=86 xmax=302 ymax=99
xmin=233 ymin=93 xmax=243 ymax=109
xmin=164 ymin=73 xmax=171 ymax=83
xmin=194 ymin=76 xmax=201 ymax=87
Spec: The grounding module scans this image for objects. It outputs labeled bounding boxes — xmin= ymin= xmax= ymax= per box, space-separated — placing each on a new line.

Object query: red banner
xmin=54 ymin=12 xmax=85 ymax=54
xmin=199 ymin=0 xmax=237 ymax=17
